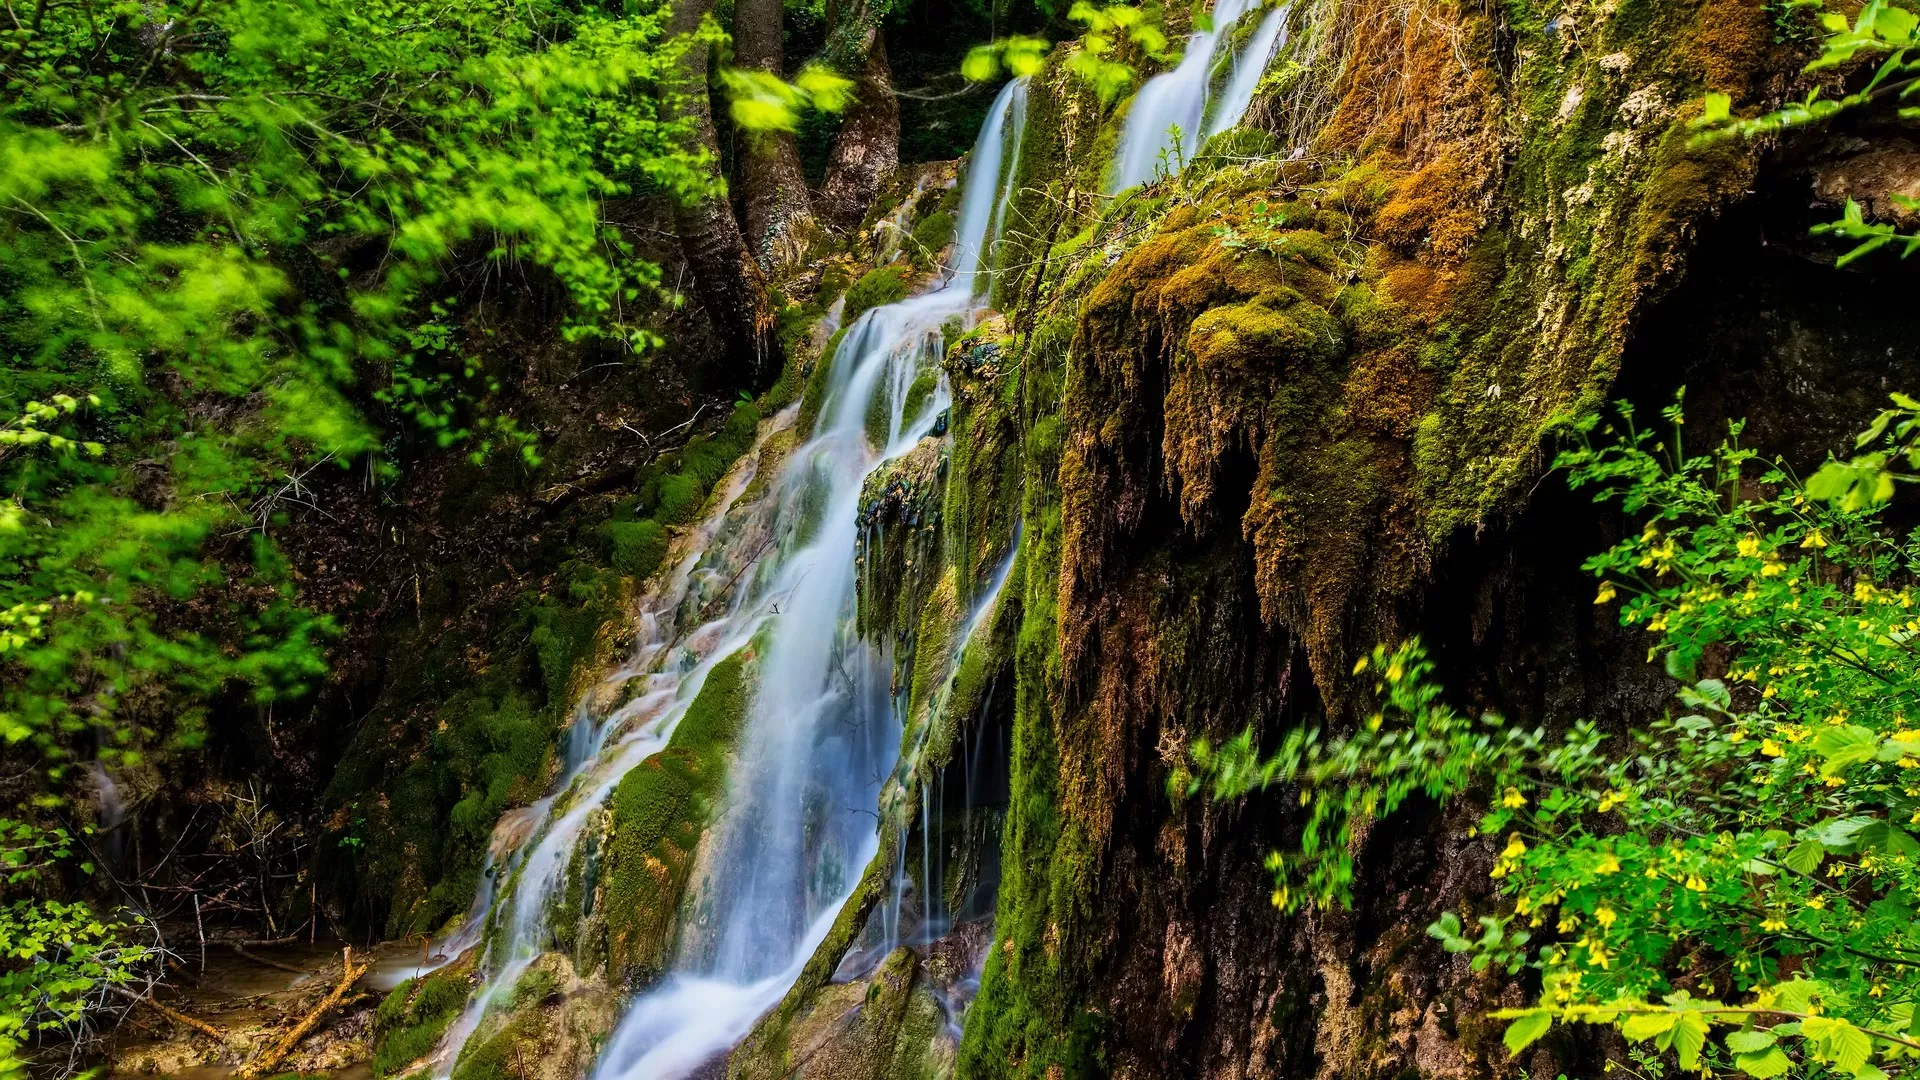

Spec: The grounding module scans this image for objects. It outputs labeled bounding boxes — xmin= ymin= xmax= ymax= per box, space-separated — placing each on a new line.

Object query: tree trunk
xmin=668 ymin=0 xmax=778 ymax=387
xmin=734 ymin=0 xmax=814 ymax=267
xmin=815 ymin=29 xmax=900 ymax=231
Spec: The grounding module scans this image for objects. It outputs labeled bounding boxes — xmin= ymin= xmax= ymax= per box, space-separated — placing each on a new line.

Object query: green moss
xmin=606 ymin=519 xmax=669 ymax=579
xmin=908 ymin=211 xmax=955 ymax=268
xmin=450 ymin=1013 xmax=540 ymax=1080
xmin=843 ymin=265 xmax=910 ymax=324
xmin=372 ymin=969 xmax=472 ymax=1077
xmin=603 ymin=650 xmax=753 ymax=984
xmin=900 ymin=367 xmax=938 ymax=431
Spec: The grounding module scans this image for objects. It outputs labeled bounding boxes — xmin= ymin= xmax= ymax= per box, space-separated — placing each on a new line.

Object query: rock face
xmin=713 ymin=0 xmax=1920 ymax=1078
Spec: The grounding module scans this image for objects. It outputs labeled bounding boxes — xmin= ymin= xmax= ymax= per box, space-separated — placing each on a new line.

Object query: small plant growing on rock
xmin=1195 ymin=393 xmax=1920 ymax=1080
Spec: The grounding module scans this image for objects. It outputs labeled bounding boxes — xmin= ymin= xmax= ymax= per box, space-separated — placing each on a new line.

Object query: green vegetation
xmin=1693 ymin=0 xmax=1920 ymax=265
xmin=843 ymin=265 xmax=913 ymax=324
xmin=603 ymin=649 xmax=753 ymax=984
xmin=372 ymin=970 xmax=472 ymax=1076
xmin=1197 ymin=396 xmax=1920 ymax=1080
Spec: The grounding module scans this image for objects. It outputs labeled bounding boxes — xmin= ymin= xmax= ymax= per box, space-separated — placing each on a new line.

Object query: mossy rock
xmin=843 ymin=265 xmax=911 ymax=325
xmin=371 ymin=966 xmax=473 ymax=1077
xmin=602 ymin=650 xmax=754 ymax=985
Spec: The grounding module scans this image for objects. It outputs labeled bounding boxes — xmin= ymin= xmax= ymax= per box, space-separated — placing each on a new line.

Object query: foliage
xmin=1063 ymin=2 xmax=1182 ymax=105
xmin=1693 ymin=0 xmax=1920 ymax=264
xmin=0 ymin=0 xmax=726 ymax=1065
xmin=961 ymin=36 xmax=1055 ymax=82
xmin=719 ymin=61 xmax=855 ymax=134
xmin=1195 ymin=394 xmax=1920 ymax=1080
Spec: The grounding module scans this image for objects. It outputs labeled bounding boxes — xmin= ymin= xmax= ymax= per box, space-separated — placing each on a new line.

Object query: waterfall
xmin=1205 ymin=3 xmax=1289 ymax=141
xmin=1109 ymin=0 xmax=1287 ymax=191
xmin=951 ymin=77 xmax=1030 ymax=288
xmin=430 ymin=78 xmax=1031 ymax=1080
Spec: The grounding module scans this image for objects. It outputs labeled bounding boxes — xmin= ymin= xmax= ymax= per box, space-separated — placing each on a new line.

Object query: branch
xmin=103 ymin=984 xmax=227 ymax=1043
xmin=235 ymin=947 xmax=368 ymax=1079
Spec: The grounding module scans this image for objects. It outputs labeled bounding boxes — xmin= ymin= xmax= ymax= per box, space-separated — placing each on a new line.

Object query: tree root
xmin=236 ymin=946 xmax=368 ymax=1080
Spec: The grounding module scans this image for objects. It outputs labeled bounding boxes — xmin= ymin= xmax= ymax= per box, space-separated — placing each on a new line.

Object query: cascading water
xmin=592 ymin=77 xmax=1028 ymax=1080
xmin=432 ymin=74 xmax=1031 ymax=1080
xmin=1109 ymin=0 xmax=1288 ymax=190
xmin=1205 ymin=3 xmax=1290 ymax=140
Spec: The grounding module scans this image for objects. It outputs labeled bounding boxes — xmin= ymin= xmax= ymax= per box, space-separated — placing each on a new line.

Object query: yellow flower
xmin=1558 ymin=913 xmax=1581 ymax=933
xmin=1648 ymin=614 xmax=1669 ymax=632
xmin=1501 ymin=835 xmax=1528 ymax=861
xmin=1595 ymin=581 xmax=1617 ymax=604
xmin=1502 ymin=788 xmax=1527 ymax=808
xmin=1738 ymin=535 xmax=1761 ymax=557
xmin=1803 ymin=529 xmax=1828 ymax=549
xmin=1824 ymin=775 xmax=1845 ymax=788
xmin=1685 ymin=873 xmax=1707 ymax=891
xmin=1806 ymin=895 xmax=1827 ymax=910
xmin=1761 ymin=914 xmax=1787 ymax=931
xmin=1352 ymin=655 xmax=1369 ymax=675
xmin=1855 ymin=580 xmax=1875 ymax=603
xmin=1594 ymin=904 xmax=1617 ymax=928
xmin=1762 ymin=559 xmax=1786 ymax=577
xmin=1761 ymin=739 xmax=1784 ymax=757
xmin=1598 ymin=789 xmax=1628 ymax=812
xmin=1596 ymin=853 xmax=1621 ymax=874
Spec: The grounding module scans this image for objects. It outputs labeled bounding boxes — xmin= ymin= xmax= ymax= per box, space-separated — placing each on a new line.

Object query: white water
xmin=426 ymin=444 xmax=779 ymax=1074
xmin=951 ymin=78 xmax=1030 ymax=289
xmin=1206 ymin=3 xmax=1290 ymax=140
xmin=430 ymin=79 xmax=1032 ymax=1080
xmin=1110 ymin=0 xmax=1286 ymax=190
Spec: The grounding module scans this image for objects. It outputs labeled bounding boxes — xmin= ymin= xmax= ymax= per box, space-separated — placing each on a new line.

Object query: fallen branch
xmin=104 ymin=984 xmax=227 ymax=1043
xmin=230 ymin=943 xmax=306 ymax=974
xmin=237 ymin=946 xmax=368 ymax=1080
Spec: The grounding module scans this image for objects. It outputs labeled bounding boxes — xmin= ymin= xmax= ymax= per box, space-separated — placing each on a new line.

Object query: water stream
xmin=1110 ymin=0 xmax=1287 ymax=190
xmin=431 ymin=75 xmax=1032 ymax=1080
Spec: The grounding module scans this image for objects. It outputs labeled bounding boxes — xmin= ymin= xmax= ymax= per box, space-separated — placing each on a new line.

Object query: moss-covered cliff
xmin=720 ymin=0 xmax=1920 ymax=1075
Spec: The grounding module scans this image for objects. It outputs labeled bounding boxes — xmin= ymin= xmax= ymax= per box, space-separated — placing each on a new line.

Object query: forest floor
xmin=103 ymin=937 xmax=414 ymax=1078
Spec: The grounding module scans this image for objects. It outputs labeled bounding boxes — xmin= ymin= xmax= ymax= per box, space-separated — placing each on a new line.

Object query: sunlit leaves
xmin=720 ymin=62 xmax=855 ymax=133
xmin=961 ymin=35 xmax=1052 ymax=81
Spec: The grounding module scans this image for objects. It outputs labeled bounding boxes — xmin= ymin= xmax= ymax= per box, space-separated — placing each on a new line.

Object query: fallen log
xmin=104 ymin=984 xmax=227 ymax=1043
xmin=236 ymin=947 xmax=368 ymax=1080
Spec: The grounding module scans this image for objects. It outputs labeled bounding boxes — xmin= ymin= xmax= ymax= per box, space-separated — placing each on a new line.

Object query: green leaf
xmin=1783 ymin=838 xmax=1825 ymax=874
xmin=1736 ymin=1048 xmax=1793 ymax=1079
xmin=961 ymin=45 xmax=1001 ymax=82
xmin=1622 ymin=1012 xmax=1678 ymax=1042
xmin=1828 ymin=1021 xmax=1873 ymax=1074
xmin=1812 ymin=725 xmax=1879 ymax=774
xmin=1673 ymin=1014 xmax=1710 ymax=1069
xmin=1503 ymin=1010 xmax=1553 ymax=1055
xmin=1726 ymin=1030 xmax=1778 ymax=1054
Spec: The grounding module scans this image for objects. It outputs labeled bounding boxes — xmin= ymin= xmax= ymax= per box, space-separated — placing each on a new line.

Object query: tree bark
xmin=668 ymin=0 xmax=778 ymax=387
xmin=733 ymin=0 xmax=814 ymax=266
xmin=815 ymin=28 xmax=900 ymax=231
